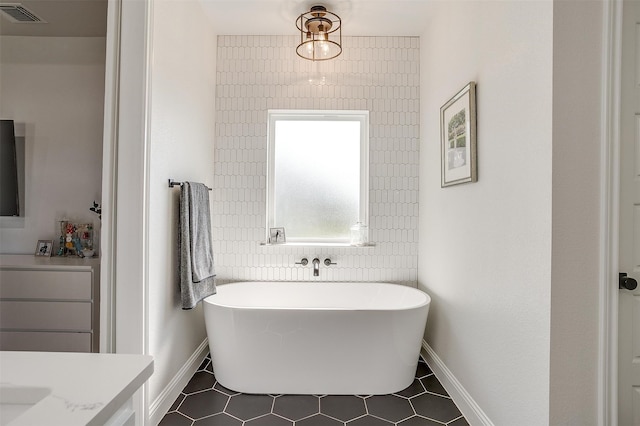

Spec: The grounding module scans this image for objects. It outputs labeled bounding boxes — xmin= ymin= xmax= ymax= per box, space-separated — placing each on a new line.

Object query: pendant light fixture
xmin=296 ymin=5 xmax=342 ymax=61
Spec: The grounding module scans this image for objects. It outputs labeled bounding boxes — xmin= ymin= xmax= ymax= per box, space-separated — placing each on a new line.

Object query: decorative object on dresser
xmin=89 ymin=200 xmax=102 ymax=220
xmin=34 ymin=240 xmax=53 ymax=257
xmin=57 ymin=221 xmax=94 ymax=257
xmin=441 ymin=81 xmax=477 ymax=187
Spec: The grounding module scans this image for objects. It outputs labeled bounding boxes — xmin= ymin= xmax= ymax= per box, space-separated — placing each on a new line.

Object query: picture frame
xmin=35 ymin=239 xmax=53 ymax=257
xmin=269 ymin=227 xmax=286 ymax=244
xmin=441 ymin=81 xmax=477 ymax=187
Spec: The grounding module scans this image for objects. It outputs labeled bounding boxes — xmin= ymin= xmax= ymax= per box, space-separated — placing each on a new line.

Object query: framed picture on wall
xmin=269 ymin=227 xmax=286 ymax=244
xmin=34 ymin=239 xmax=53 ymax=257
xmin=441 ymin=81 xmax=477 ymax=187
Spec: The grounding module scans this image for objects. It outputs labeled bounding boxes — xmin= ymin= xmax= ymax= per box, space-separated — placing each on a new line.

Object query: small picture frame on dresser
xmin=269 ymin=227 xmax=286 ymax=244
xmin=34 ymin=239 xmax=53 ymax=257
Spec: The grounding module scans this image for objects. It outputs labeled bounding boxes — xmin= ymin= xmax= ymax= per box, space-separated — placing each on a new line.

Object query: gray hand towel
xmin=179 ymin=182 xmax=216 ymax=309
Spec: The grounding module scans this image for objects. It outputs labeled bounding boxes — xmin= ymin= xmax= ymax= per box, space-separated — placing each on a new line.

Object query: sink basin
xmin=0 ymin=385 xmax=51 ymax=425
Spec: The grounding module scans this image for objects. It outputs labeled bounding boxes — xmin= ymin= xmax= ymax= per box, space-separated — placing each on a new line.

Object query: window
xmin=267 ymin=110 xmax=369 ymax=244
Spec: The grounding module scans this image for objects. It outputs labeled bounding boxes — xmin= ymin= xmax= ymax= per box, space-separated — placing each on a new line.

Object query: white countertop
xmin=0 ymin=351 xmax=153 ymax=425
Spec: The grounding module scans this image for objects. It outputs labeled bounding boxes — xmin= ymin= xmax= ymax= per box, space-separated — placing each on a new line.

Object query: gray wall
xmin=419 ymin=1 xmax=604 ymax=424
xmin=147 ymin=0 xmax=217 ymax=415
xmin=0 ymin=37 xmax=105 ymax=252
xmin=550 ymin=1 xmax=602 ymax=424
xmin=419 ymin=2 xmax=553 ymax=424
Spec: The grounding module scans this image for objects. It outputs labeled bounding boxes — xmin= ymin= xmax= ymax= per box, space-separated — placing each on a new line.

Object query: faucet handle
xmin=296 ymin=258 xmax=309 ymax=266
xmin=324 ymin=258 xmax=337 ymax=266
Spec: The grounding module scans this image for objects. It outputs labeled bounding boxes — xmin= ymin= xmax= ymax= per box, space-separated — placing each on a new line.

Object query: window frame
xmin=266 ymin=109 xmax=370 ymax=245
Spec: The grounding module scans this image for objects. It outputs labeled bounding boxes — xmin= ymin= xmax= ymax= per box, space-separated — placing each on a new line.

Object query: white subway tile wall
xmin=213 ymin=36 xmax=420 ymax=286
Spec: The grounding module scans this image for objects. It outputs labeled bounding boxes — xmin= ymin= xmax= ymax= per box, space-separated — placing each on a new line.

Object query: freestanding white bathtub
xmin=203 ymin=281 xmax=430 ymax=395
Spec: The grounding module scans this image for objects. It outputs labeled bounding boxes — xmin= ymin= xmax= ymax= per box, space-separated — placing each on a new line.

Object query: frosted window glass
xmin=267 ymin=110 xmax=369 ymax=244
xmin=273 ymin=119 xmax=361 ymax=242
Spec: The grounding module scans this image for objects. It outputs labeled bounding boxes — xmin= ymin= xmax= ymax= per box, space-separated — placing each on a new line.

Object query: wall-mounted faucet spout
xmin=312 ymin=258 xmax=320 ymax=276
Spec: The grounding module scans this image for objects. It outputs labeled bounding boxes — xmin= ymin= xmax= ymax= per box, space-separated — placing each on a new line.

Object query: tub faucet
xmin=312 ymin=258 xmax=320 ymax=276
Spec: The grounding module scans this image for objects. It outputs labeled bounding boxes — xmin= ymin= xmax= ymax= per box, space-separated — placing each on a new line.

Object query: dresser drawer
xmin=0 ymin=269 xmax=92 ymax=300
xmin=0 ymin=331 xmax=92 ymax=352
xmin=0 ymin=301 xmax=92 ymax=330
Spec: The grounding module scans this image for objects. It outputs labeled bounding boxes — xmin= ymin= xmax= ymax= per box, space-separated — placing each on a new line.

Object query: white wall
xmin=213 ymin=36 xmax=420 ymax=286
xmin=549 ymin=2 xmax=602 ymax=424
xmin=419 ymin=2 xmax=553 ymax=424
xmin=147 ymin=0 xmax=216 ymax=417
xmin=0 ymin=37 xmax=105 ymax=253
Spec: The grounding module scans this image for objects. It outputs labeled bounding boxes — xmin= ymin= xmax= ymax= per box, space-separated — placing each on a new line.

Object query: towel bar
xmin=168 ymin=179 xmax=212 ymax=191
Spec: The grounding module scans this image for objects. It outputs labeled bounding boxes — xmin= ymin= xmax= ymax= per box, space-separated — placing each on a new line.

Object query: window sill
xmin=258 ymin=242 xmax=376 ymax=248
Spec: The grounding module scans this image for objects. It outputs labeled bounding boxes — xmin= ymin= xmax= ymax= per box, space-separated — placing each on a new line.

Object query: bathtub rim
xmin=203 ymin=281 xmax=431 ymax=312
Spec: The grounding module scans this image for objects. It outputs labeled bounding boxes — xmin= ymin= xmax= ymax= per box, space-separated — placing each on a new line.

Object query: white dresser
xmin=0 ymin=255 xmax=100 ymax=352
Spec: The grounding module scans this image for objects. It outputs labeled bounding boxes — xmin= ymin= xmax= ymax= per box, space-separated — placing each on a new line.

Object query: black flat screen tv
xmin=0 ymin=119 xmax=20 ymax=216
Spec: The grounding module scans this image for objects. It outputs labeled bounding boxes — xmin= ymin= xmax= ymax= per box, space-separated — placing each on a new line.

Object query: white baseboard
xmin=149 ymin=339 xmax=209 ymax=426
xmin=421 ymin=340 xmax=494 ymax=426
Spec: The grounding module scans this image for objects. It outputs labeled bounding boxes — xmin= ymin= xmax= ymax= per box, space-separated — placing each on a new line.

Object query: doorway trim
xmin=101 ymin=0 xmax=152 ymax=423
xmin=599 ymin=0 xmax=623 ymax=424
xmin=100 ymin=0 xmax=122 ymax=354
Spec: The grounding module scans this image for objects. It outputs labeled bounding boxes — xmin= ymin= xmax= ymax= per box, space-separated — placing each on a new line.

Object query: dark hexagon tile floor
xmin=159 ymin=354 xmax=469 ymax=426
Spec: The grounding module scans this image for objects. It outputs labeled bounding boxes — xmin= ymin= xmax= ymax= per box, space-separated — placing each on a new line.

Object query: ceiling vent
xmin=0 ymin=4 xmax=46 ymax=23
